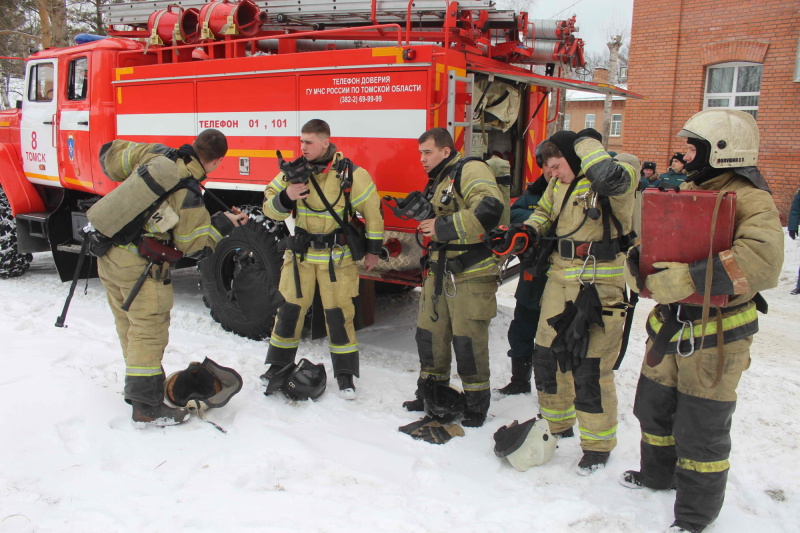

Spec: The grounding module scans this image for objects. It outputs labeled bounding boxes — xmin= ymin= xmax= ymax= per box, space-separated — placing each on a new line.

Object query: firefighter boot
xmin=668 ymin=521 xmax=706 ymax=533
xmin=576 ymin=451 xmax=610 ymax=476
xmin=462 ymin=389 xmax=491 ymax=428
xmin=333 ymin=351 xmax=359 ymax=400
xmin=402 ymin=377 xmax=427 ymax=412
xmin=131 ymin=401 xmax=190 ymax=426
xmin=498 ymin=355 xmax=532 ymax=395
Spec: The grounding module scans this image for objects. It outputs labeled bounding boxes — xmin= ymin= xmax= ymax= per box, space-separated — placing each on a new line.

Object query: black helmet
xmin=282 ymin=359 xmax=327 ymax=401
xmin=421 ymin=375 xmax=465 ymax=422
xmin=165 ymin=357 xmax=243 ymax=410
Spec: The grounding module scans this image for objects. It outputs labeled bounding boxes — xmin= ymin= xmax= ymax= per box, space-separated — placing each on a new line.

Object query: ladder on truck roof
xmin=101 ymin=0 xmax=515 ymax=29
xmin=100 ymin=0 xmax=585 ymax=69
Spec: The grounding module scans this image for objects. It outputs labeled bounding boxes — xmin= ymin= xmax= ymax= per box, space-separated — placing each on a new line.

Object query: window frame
xmin=610 ymin=114 xmax=622 ymax=137
xmin=584 ymin=113 xmax=595 ymax=129
xmin=27 ymin=62 xmax=55 ymax=102
xmin=67 ymin=56 xmax=89 ymax=101
xmin=703 ymin=61 xmax=762 ymax=119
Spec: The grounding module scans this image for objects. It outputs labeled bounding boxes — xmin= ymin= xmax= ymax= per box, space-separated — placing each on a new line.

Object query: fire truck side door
xmin=20 ymin=59 xmax=60 ymax=187
xmin=58 ymin=56 xmax=92 ymax=191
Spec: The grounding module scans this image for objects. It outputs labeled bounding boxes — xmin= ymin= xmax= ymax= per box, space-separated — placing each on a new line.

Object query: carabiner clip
xmin=445 ymin=271 xmax=457 ymax=298
xmin=578 ymin=253 xmax=596 ymax=286
xmin=331 ymin=243 xmax=345 ymax=268
xmin=675 ymin=304 xmax=696 ymax=357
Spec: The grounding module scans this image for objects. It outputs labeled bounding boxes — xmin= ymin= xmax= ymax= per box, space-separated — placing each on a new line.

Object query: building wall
xmin=624 ymin=0 xmax=800 ymax=220
xmin=564 ymin=99 xmax=626 ymax=153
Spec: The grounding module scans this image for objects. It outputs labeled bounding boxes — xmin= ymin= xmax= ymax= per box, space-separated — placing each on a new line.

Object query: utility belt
xmin=557 ymin=232 xmax=635 ymax=261
xmin=423 ymin=243 xmax=492 ymax=276
xmin=646 ymin=296 xmax=764 ymax=363
xmin=282 ymin=228 xmax=347 ymax=253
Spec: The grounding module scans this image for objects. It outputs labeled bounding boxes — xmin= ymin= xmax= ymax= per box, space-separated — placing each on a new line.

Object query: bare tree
xmin=601 ymin=35 xmax=623 ymax=148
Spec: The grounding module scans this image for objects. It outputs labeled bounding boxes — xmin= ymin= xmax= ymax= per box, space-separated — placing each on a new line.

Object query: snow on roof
xmin=566 ymin=84 xmax=628 ymax=101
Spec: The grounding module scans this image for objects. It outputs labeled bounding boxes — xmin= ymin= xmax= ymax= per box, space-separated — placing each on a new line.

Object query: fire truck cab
xmin=0 ymin=0 xmax=635 ymax=340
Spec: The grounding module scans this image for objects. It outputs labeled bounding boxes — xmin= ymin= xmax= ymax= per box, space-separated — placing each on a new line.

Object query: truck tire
xmin=0 ymin=185 xmax=33 ymax=278
xmin=199 ymin=218 xmax=285 ymax=340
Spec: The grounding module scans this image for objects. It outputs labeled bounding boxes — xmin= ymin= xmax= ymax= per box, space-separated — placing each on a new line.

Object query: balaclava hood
xmin=547 ymin=130 xmax=582 ymax=176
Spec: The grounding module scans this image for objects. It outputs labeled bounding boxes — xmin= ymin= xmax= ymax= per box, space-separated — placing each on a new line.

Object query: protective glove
xmin=410 ymin=419 xmax=465 ymax=444
xmin=546 ymin=301 xmax=578 ymax=373
xmin=563 ymin=284 xmax=604 ymax=368
xmin=623 ymin=245 xmax=642 ymax=293
xmin=482 ymin=223 xmax=538 ymax=256
xmin=576 ymin=128 xmax=603 ymax=142
xmin=790 ymin=230 xmax=797 ymax=240
xmin=644 ymin=261 xmax=696 ymax=304
xmin=399 ymin=416 xmax=434 ymax=435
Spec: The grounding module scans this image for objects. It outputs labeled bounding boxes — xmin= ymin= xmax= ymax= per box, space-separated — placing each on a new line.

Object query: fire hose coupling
xmin=379 ymin=238 xmax=402 ymax=260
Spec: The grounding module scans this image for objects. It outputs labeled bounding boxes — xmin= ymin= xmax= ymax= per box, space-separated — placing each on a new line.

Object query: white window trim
xmin=703 ymin=61 xmax=761 ymax=117
xmin=610 ymin=114 xmax=622 ymax=137
xmin=585 ymin=114 xmax=595 ymax=129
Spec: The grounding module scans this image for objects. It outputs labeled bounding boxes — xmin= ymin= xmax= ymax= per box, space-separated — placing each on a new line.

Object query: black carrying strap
xmin=613 ymin=289 xmax=637 ymax=370
xmin=54 ymin=235 xmax=91 ymax=328
xmin=307 ymin=173 xmax=351 ymax=284
xmin=528 ymin=179 xmax=579 ymax=274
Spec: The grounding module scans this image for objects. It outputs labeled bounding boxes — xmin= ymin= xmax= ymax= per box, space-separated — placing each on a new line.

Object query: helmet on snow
xmin=493 ymin=417 xmax=557 ymax=471
xmin=421 ymin=376 xmax=465 ymax=422
xmin=677 ymin=109 xmax=759 ymax=168
xmin=165 ymin=357 xmax=243 ymax=411
xmin=282 ymin=359 xmax=327 ymax=401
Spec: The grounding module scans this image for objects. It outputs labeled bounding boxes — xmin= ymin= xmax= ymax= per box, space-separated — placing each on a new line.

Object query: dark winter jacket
xmin=656 ymin=169 xmax=687 ymax=189
xmin=510 ymin=175 xmax=548 ymax=224
xmin=789 ymin=188 xmax=800 ymax=232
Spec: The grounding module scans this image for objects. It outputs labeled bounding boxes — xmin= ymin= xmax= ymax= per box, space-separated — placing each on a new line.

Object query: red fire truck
xmin=0 ymin=0 xmax=634 ymax=339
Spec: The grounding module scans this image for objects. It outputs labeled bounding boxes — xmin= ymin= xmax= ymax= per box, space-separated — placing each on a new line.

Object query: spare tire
xmin=199 ymin=218 xmax=286 ymax=340
xmin=0 ymin=185 xmax=32 ymax=279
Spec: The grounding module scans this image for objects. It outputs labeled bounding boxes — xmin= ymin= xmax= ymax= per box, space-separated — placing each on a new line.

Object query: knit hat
xmin=546 ymin=130 xmax=581 ymax=176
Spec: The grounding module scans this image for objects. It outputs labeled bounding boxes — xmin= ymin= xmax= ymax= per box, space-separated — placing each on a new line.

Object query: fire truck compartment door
xmin=467 ymin=64 xmax=643 ymax=98
xmin=21 ymin=59 xmax=61 ymax=187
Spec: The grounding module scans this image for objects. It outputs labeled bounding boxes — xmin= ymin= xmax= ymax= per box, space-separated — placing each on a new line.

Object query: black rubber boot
xmin=462 ymin=389 xmax=490 ymax=428
xmin=498 ymin=355 xmax=532 ymax=395
xmin=576 ymin=451 xmax=610 ymax=475
xmin=131 ymin=401 xmax=190 ymax=426
xmin=337 ymin=374 xmax=356 ymax=399
xmin=669 ymin=520 xmax=706 ymax=533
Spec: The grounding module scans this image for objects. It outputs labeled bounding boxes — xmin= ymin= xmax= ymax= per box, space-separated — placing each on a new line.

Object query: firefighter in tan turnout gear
xmin=261 ymin=119 xmax=383 ymax=398
xmin=620 ymin=110 xmax=783 ymax=533
xmin=489 ymin=128 xmax=638 ymax=473
xmin=96 ymin=129 xmax=247 ymax=425
xmin=402 ymin=128 xmax=505 ymax=430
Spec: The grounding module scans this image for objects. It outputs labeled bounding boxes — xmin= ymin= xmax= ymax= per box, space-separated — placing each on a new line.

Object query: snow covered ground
xmin=2 ymin=237 xmax=800 ymax=533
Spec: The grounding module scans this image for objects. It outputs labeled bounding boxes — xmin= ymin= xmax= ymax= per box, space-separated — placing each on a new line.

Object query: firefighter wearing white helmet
xmin=621 ymin=109 xmax=784 ymax=533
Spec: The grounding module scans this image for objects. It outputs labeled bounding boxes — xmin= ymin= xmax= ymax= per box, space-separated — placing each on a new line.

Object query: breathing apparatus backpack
xmin=86 ymin=140 xmax=194 ymax=256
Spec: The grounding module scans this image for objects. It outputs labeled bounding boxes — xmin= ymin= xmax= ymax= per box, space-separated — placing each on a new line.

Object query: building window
xmin=585 ymin=114 xmax=595 ymax=129
xmin=704 ymin=62 xmax=762 ymax=119
xmin=564 ymin=114 xmax=571 ymax=130
xmin=610 ymin=114 xmax=622 ymax=137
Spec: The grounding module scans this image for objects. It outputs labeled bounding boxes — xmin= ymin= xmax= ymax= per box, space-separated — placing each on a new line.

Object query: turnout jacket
xmin=524 ymin=137 xmax=638 ymax=287
xmin=427 ymin=153 xmax=504 ymax=280
xmin=262 ymin=150 xmax=384 ymax=264
xmin=645 ymin=170 xmax=783 ymax=352
xmin=118 ymin=155 xmax=233 ymax=258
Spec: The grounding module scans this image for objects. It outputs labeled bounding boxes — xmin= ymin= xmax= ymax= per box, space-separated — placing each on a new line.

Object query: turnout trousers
xmin=532 ymin=279 xmax=627 ymax=453
xmin=98 ymin=246 xmax=173 ymax=405
xmin=634 ymin=336 xmax=751 ymax=527
xmin=266 ymin=254 xmax=360 ymax=376
xmin=414 ymin=273 xmax=497 ymax=396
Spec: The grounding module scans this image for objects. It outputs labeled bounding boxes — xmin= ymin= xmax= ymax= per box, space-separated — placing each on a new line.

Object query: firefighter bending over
xmin=261 ymin=119 xmax=384 ymax=399
xmin=621 ymin=109 xmax=783 ymax=533
xmin=402 ymin=127 xmax=504 ymax=430
xmin=487 ymin=128 xmax=638 ymax=473
xmin=97 ymin=129 xmax=246 ymax=425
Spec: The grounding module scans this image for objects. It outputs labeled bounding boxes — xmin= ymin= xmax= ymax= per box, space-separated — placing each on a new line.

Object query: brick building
xmin=624 ymin=1 xmax=800 ymax=221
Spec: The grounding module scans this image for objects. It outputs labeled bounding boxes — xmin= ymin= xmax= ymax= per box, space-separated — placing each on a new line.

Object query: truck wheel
xmin=199 ymin=218 xmax=285 ymax=340
xmin=0 ymin=185 xmax=33 ymax=278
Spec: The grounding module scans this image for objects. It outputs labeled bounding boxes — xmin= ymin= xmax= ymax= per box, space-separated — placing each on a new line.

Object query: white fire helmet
xmin=493 ymin=417 xmax=557 ymax=471
xmin=677 ymin=109 xmax=759 ymax=168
